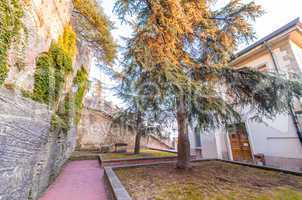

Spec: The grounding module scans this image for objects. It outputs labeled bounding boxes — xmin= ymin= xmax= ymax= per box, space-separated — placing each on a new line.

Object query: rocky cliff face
xmin=0 ymin=0 xmax=94 ymax=199
xmin=5 ymin=0 xmax=93 ymax=92
xmin=6 ymin=0 xmax=73 ymax=91
xmin=0 ymin=89 xmax=77 ymax=200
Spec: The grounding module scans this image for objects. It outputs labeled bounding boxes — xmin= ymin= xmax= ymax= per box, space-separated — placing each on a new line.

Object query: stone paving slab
xmin=39 ymin=160 xmax=107 ymax=200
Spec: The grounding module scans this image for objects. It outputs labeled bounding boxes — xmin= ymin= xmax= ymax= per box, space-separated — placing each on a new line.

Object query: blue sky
xmin=91 ymin=0 xmax=302 ymax=105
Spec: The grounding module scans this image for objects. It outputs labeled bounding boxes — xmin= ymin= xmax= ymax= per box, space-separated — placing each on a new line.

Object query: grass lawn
xmin=100 ymin=148 xmax=176 ymax=160
xmin=115 ymin=161 xmax=302 ymax=200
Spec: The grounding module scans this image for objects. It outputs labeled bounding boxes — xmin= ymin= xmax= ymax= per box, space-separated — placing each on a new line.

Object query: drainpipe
xmin=263 ymin=42 xmax=302 ymax=145
xmin=263 ymin=42 xmax=279 ymax=73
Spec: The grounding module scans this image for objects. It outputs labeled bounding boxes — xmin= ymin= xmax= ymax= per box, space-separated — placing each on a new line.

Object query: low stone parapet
xmin=99 ymin=155 xmax=178 ymax=167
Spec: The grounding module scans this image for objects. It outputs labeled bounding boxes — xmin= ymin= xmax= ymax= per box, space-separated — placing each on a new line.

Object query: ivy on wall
xmin=58 ymin=25 xmax=77 ymax=59
xmin=31 ymin=25 xmax=76 ymax=105
xmin=31 ymin=52 xmax=55 ymax=104
xmin=52 ymin=67 xmax=88 ymax=131
xmin=29 ymin=25 xmax=88 ymax=132
xmin=26 ymin=25 xmax=77 ymax=132
xmin=0 ymin=0 xmax=24 ymax=86
xmin=53 ymin=92 xmax=73 ymax=131
xmin=73 ymin=66 xmax=88 ymax=124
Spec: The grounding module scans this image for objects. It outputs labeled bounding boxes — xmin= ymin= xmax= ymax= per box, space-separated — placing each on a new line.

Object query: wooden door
xmin=229 ymin=124 xmax=253 ymax=161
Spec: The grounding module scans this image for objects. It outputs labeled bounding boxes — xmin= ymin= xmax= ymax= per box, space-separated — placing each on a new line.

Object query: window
xmin=194 ymin=127 xmax=201 ymax=147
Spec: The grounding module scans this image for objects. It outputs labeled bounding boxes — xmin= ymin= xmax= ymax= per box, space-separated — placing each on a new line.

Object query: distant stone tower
xmin=84 ymin=79 xmax=104 ymax=109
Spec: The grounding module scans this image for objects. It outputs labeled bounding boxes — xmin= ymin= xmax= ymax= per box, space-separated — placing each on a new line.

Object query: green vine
xmin=51 ymin=67 xmax=88 ymax=131
xmin=31 ymin=25 xmax=76 ymax=105
xmin=52 ymin=92 xmax=73 ymax=131
xmin=27 ymin=25 xmax=79 ymax=133
xmin=32 ymin=52 xmax=55 ymax=104
xmin=29 ymin=25 xmax=88 ymax=133
xmin=0 ymin=0 xmax=24 ymax=86
xmin=73 ymin=66 xmax=89 ymax=123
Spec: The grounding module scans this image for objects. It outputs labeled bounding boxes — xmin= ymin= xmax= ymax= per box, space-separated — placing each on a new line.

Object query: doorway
xmin=228 ymin=123 xmax=253 ymax=162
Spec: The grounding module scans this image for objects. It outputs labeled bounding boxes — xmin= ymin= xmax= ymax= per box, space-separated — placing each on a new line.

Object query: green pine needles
xmin=73 ymin=0 xmax=117 ymax=64
xmin=0 ymin=0 xmax=24 ymax=86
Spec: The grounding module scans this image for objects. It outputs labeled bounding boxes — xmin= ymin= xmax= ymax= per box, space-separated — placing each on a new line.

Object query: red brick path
xmin=39 ymin=160 xmax=107 ymax=200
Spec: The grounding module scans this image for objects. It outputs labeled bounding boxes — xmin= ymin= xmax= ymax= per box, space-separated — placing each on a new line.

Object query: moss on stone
xmin=0 ymin=65 xmax=9 ymax=86
xmin=50 ymin=113 xmax=69 ymax=132
xmin=25 ymin=25 xmax=88 ymax=133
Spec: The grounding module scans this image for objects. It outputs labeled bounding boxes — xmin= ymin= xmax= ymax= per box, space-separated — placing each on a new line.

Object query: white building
xmin=190 ymin=18 xmax=302 ymax=172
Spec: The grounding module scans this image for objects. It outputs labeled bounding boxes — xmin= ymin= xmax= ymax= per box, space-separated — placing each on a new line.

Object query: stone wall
xmin=0 ymin=89 xmax=77 ymax=200
xmin=77 ymin=106 xmax=173 ymax=151
xmin=5 ymin=0 xmax=93 ymax=94
xmin=144 ymin=136 xmax=173 ymax=150
xmin=77 ymin=107 xmax=136 ymax=150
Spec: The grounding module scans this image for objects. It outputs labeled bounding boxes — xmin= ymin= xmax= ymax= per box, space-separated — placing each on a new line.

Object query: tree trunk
xmin=176 ymin=95 xmax=191 ymax=169
xmin=134 ymin=111 xmax=142 ymax=154
xmin=134 ymin=130 xmax=142 ymax=154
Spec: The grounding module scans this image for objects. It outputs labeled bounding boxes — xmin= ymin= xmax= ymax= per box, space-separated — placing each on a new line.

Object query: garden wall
xmin=77 ymin=106 xmax=173 ymax=151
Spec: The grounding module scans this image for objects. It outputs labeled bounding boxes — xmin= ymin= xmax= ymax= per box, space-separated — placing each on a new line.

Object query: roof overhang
xmin=230 ymin=18 xmax=302 ymax=67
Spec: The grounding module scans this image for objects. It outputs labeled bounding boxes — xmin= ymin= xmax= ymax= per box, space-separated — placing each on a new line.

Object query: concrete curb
xmin=216 ymin=159 xmax=302 ymax=176
xmin=100 ymin=155 xmax=177 ymax=162
xmin=104 ymin=158 xmax=302 ymax=200
xmin=104 ymin=167 xmax=132 ymax=200
xmin=146 ymin=147 xmax=177 ymax=153
xmin=69 ymin=155 xmax=99 ymax=161
xmin=191 ymin=159 xmax=302 ymax=176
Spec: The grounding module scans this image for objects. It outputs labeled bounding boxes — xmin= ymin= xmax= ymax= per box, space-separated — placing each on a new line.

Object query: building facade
xmin=190 ymin=18 xmax=302 ymax=172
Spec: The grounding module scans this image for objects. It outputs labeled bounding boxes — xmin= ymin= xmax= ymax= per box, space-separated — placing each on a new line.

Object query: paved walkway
xmin=40 ymin=160 xmax=108 ymax=200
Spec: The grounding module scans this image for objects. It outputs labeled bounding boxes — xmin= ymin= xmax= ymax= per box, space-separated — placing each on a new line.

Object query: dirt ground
xmin=115 ymin=161 xmax=302 ymax=200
